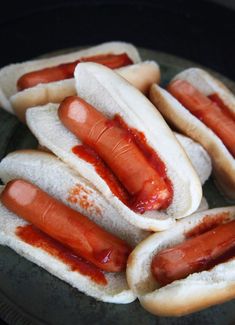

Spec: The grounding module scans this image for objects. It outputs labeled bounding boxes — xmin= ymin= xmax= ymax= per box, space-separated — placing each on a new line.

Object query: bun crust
xmin=127 ymin=206 xmax=235 ymax=315
xmin=150 ymin=82 xmax=235 ymax=199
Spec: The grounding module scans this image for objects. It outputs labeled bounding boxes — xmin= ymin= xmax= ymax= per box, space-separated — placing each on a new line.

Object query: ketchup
xmin=113 ymin=115 xmax=173 ymax=210
xmin=17 ymin=224 xmax=107 ymax=285
xmin=208 ymin=93 xmax=235 ymax=121
xmin=185 ymin=213 xmax=230 ymax=239
xmin=72 ymin=114 xmax=173 ymax=213
xmin=67 ymin=184 xmax=102 ymax=216
xmin=72 ymin=145 xmax=130 ymax=205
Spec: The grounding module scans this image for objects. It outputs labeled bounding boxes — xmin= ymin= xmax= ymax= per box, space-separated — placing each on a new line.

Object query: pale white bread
xmin=11 ymin=79 xmax=75 ymax=122
xmin=0 ymin=185 xmax=135 ymax=304
xmin=0 ymin=41 xmax=141 ymax=113
xmin=26 ymin=63 xmax=202 ymax=231
xmin=150 ymin=83 xmax=235 ymax=199
xmin=174 ymin=133 xmax=212 ymax=185
xmin=10 ymin=61 xmax=160 ymax=122
xmin=0 ymin=150 xmax=148 ymax=247
xmin=126 ymin=206 xmax=235 ymax=315
xmin=196 ymin=196 xmax=208 ymax=212
xmin=116 ymin=61 xmax=160 ymax=94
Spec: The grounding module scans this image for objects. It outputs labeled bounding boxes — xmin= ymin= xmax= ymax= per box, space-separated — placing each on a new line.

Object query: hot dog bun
xmin=0 ymin=150 xmax=148 ymax=303
xmin=26 ymin=63 xmax=202 ymax=231
xmin=174 ymin=133 xmax=212 ymax=185
xmin=149 ymin=69 xmax=235 ymax=199
xmin=127 ymin=206 xmax=235 ymax=315
xmin=0 ymin=41 xmax=141 ymax=114
xmin=10 ymin=61 xmax=160 ymax=122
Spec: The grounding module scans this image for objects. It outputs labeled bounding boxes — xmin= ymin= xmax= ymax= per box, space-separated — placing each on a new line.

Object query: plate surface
xmin=0 ymin=48 xmax=235 ymax=325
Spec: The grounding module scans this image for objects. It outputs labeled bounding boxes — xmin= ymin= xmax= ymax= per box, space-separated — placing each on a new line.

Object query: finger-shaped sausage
xmin=17 ymin=53 xmax=132 ymax=90
xmin=58 ymin=96 xmax=171 ymax=213
xmin=80 ymin=53 xmax=133 ymax=68
xmin=1 ymin=179 xmax=132 ymax=272
xmin=151 ymin=219 xmax=235 ymax=286
xmin=168 ymin=80 xmax=235 ymax=158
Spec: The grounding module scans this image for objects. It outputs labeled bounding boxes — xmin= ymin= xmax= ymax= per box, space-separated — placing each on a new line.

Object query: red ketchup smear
xmin=185 ymin=212 xmax=231 ymax=239
xmin=72 ymin=145 xmax=130 ymax=205
xmin=16 ymin=224 xmax=107 ymax=286
xmin=113 ymin=115 xmax=173 ymax=210
xmin=67 ymin=184 xmax=102 ymax=216
xmin=72 ymin=115 xmax=173 ymax=213
xmin=208 ymin=93 xmax=235 ymax=122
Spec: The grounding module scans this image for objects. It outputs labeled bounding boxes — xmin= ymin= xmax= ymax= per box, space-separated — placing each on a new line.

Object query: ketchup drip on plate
xmin=16 ymin=224 xmax=107 ymax=285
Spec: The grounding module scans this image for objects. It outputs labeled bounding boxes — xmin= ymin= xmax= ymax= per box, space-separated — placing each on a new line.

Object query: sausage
xmin=151 ymin=219 xmax=235 ymax=286
xmin=17 ymin=53 xmax=133 ymax=91
xmin=168 ymin=80 xmax=235 ymax=158
xmin=80 ymin=53 xmax=133 ymax=68
xmin=1 ymin=179 xmax=132 ymax=272
xmin=58 ymin=96 xmax=171 ymax=212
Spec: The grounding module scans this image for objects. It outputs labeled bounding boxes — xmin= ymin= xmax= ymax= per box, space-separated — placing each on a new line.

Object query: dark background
xmin=0 ymin=0 xmax=234 ymax=324
xmin=0 ymin=0 xmax=234 ymax=80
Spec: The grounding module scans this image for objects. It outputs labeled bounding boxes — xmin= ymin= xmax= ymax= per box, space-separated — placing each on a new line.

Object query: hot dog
xmin=0 ymin=150 xmax=149 ymax=303
xmin=127 ymin=206 xmax=235 ymax=316
xmin=0 ymin=41 xmax=160 ymax=122
xmin=149 ymin=68 xmax=235 ymax=199
xmin=1 ymin=179 xmax=131 ymax=272
xmin=168 ymin=80 xmax=235 ymax=158
xmin=58 ymin=96 xmax=172 ymax=212
xmin=26 ymin=62 xmax=202 ymax=231
xmin=17 ymin=53 xmax=133 ymax=90
xmin=11 ymin=60 xmax=160 ymax=122
xmin=151 ymin=219 xmax=235 ymax=286
xmin=0 ymin=150 xmax=147 ymax=247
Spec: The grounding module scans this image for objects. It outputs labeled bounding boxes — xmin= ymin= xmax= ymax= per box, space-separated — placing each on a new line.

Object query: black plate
xmin=1 ymin=47 xmax=235 ymax=325
xmin=0 ymin=1 xmax=235 ymax=324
